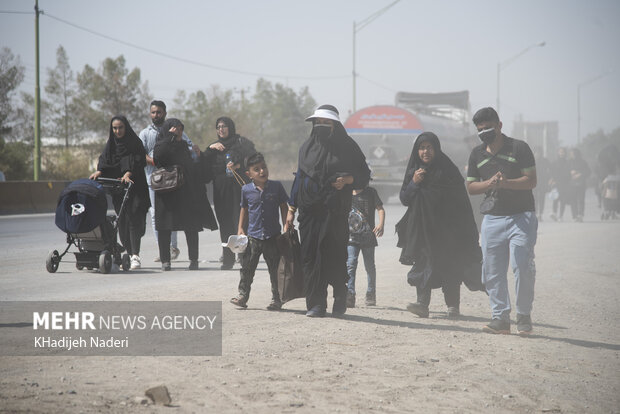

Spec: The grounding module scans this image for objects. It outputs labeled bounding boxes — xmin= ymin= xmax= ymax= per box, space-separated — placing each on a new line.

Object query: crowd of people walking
xmin=86 ymin=100 xmax=617 ymax=335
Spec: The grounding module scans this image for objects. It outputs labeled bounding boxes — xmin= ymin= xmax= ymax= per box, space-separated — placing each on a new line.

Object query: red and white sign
xmin=344 ymin=105 xmax=423 ymax=134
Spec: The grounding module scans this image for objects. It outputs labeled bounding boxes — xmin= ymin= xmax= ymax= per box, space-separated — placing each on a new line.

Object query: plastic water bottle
xmin=225 ymin=153 xmax=233 ymax=177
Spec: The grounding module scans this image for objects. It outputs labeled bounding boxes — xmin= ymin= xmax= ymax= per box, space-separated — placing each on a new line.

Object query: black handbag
xmin=480 ymin=189 xmax=498 ymax=214
xmin=150 ymin=165 xmax=184 ymax=193
xmin=276 ymin=229 xmax=305 ymax=303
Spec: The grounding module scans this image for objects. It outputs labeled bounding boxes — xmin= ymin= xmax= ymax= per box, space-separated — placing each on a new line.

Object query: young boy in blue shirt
xmin=230 ymin=153 xmax=290 ymax=310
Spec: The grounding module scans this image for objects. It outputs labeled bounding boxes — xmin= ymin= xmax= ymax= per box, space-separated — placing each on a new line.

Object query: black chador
xmin=203 ymin=117 xmax=256 ymax=268
xmin=293 ymin=116 xmax=370 ymax=313
xmin=96 ymin=115 xmax=150 ymax=257
xmin=396 ymin=132 xmax=483 ymax=295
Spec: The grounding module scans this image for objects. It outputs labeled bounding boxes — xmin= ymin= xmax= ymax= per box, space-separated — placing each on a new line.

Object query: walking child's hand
xmin=286 ymin=210 xmax=295 ymax=231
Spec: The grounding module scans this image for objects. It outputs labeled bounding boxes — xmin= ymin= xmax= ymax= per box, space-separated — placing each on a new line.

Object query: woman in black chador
xmin=90 ymin=115 xmax=150 ymax=270
xmin=203 ymin=117 xmax=256 ymax=270
xmin=286 ymin=105 xmax=371 ymax=317
xmin=153 ymin=118 xmax=218 ymax=271
xmin=396 ymin=132 xmax=483 ymax=318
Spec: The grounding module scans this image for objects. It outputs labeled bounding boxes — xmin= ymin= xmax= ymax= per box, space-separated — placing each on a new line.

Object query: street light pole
xmin=577 ymin=70 xmax=613 ymax=144
xmin=352 ymin=0 xmax=401 ymax=113
xmin=496 ymin=41 xmax=545 ymax=114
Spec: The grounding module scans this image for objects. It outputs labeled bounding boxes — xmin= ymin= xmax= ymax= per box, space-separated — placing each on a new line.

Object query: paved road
xmin=1 ymin=189 xmax=619 ymax=413
xmin=0 ymin=189 xmax=615 ymax=302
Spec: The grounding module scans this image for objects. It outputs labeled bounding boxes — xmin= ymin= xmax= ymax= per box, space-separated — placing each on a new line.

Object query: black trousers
xmin=213 ymin=175 xmax=242 ymax=266
xmin=112 ymin=186 xmax=147 ymax=258
xmin=238 ymin=236 xmax=281 ymax=302
xmin=416 ymin=282 xmax=460 ymax=309
xmin=158 ymin=230 xmax=198 ymax=263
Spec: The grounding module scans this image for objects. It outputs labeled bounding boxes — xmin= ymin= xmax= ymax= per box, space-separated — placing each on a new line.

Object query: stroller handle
xmin=95 ymin=177 xmax=133 ymax=191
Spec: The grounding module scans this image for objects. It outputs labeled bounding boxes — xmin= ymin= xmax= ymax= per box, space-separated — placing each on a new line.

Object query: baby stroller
xmin=600 ymin=173 xmax=620 ymax=220
xmin=46 ymin=177 xmax=132 ymax=273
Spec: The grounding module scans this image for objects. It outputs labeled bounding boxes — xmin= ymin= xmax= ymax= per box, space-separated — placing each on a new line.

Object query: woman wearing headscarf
xmin=203 ymin=117 xmax=256 ymax=270
xmin=286 ymin=105 xmax=371 ymax=317
xmin=90 ymin=115 xmax=150 ymax=270
xmin=153 ymin=118 xmax=218 ymax=271
xmin=396 ymin=132 xmax=483 ymax=318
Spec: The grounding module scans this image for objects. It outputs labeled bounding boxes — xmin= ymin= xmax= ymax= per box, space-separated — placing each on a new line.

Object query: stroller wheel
xmin=46 ymin=250 xmax=60 ymax=273
xmin=99 ymin=250 xmax=112 ymax=274
xmin=121 ymin=253 xmax=130 ymax=271
xmin=76 ymin=264 xmax=84 ymax=270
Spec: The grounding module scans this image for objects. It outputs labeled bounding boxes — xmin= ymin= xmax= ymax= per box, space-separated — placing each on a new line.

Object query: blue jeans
xmin=148 ymin=185 xmax=177 ymax=248
xmin=481 ymin=211 xmax=538 ymax=321
xmin=346 ymin=244 xmax=376 ymax=295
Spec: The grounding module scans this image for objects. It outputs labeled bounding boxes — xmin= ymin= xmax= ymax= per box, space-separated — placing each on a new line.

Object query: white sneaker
xmin=130 ymin=255 xmax=141 ymax=270
xmin=170 ymin=247 xmax=180 ymax=261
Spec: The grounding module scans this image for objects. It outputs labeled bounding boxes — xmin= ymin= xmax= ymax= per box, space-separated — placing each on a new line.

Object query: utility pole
xmin=33 ymin=0 xmax=41 ymax=180
xmin=577 ymin=71 xmax=612 ymax=145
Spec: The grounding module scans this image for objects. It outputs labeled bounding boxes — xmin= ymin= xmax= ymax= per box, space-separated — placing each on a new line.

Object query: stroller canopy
xmin=55 ymin=179 xmax=108 ymax=234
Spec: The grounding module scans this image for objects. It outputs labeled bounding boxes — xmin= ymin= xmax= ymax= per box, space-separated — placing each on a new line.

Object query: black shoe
xmin=220 ymin=263 xmax=234 ymax=270
xmin=188 ymin=260 xmax=199 ymax=270
xmin=306 ymin=305 xmax=326 ymax=318
xmin=447 ymin=306 xmax=460 ymax=319
xmin=365 ymin=292 xmax=376 ymax=306
xmin=482 ymin=318 xmax=511 ymax=334
xmin=406 ymin=302 xmax=429 ymax=318
xmin=162 ymin=262 xmax=171 ymax=271
xmin=516 ymin=314 xmax=533 ymax=336
xmin=346 ymin=292 xmax=356 ymax=308
xmin=332 ymin=296 xmax=347 ymax=317
xmin=266 ymin=300 xmax=282 ymax=311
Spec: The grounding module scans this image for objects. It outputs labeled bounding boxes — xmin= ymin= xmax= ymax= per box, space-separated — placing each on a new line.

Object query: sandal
xmin=230 ymin=296 xmax=248 ymax=308
xmin=266 ymin=301 xmax=282 ymax=311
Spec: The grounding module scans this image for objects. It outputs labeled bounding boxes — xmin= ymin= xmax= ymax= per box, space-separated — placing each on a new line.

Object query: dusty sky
xmin=1 ymin=0 xmax=619 ymax=144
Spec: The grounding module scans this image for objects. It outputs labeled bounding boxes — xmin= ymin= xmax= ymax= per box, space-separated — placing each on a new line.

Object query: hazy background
xmin=1 ymin=0 xmax=619 ymax=144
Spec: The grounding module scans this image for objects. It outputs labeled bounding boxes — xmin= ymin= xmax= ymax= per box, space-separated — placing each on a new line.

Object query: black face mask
xmin=478 ymin=127 xmax=496 ymax=144
xmin=313 ymin=124 xmax=333 ymax=141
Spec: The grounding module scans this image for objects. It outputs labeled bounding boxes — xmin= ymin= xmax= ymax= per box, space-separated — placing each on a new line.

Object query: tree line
xmin=0 ymin=46 xmax=316 ymax=181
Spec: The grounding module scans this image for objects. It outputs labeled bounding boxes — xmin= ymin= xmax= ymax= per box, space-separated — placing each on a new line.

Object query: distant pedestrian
xmin=204 ymin=117 xmax=256 ymax=270
xmin=549 ymin=147 xmax=570 ymax=221
xmin=346 ymin=184 xmax=385 ymax=308
xmin=533 ymin=146 xmax=551 ymax=221
xmin=568 ymin=148 xmax=590 ymax=222
xmin=230 ymin=153 xmax=290 ymax=310
xmin=466 ymin=107 xmax=537 ymax=335
xmin=397 ymin=132 xmax=483 ymax=319
xmin=286 ymin=104 xmax=371 ymax=317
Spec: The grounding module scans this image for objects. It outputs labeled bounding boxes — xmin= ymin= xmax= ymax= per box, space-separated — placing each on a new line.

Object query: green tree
xmin=0 ymin=47 xmax=25 ymax=140
xmin=0 ymin=137 xmax=32 ymax=180
xmin=172 ymin=86 xmax=238 ymax=148
xmin=247 ymin=79 xmax=316 ymax=175
xmin=76 ymin=55 xmax=151 ymax=134
xmin=579 ymin=127 xmax=620 ymax=178
xmin=171 ymin=78 xmax=316 ymax=178
xmin=45 ymin=46 xmax=81 ymax=147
